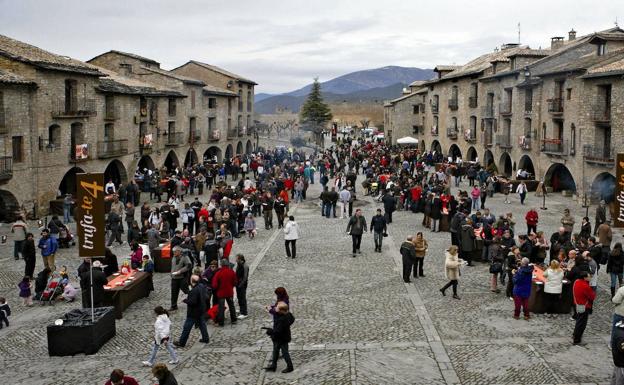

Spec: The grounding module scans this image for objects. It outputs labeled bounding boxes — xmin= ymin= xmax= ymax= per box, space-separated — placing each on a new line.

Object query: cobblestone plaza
xmin=0 ymin=171 xmax=616 ymax=385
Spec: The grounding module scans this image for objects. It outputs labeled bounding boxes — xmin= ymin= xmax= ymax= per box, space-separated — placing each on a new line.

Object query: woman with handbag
xmin=488 ymin=237 xmax=503 ymax=293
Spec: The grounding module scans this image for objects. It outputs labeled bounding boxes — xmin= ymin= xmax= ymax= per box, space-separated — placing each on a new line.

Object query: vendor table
xmin=103 ymin=271 xmax=151 ymax=319
xmin=528 ymin=265 xmax=573 ymax=314
xmin=151 ymin=243 xmax=172 ymax=273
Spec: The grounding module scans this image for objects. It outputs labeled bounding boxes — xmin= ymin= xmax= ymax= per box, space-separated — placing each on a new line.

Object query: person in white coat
xmin=284 ymin=216 xmax=300 ymax=259
xmin=338 ymin=187 xmax=351 ymax=219
xmin=143 ymin=306 xmax=178 ymax=367
xmin=542 ymin=260 xmax=564 ymax=316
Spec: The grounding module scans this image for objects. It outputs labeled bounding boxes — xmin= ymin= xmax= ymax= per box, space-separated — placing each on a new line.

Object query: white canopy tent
xmin=396 ymin=136 xmax=419 ymax=145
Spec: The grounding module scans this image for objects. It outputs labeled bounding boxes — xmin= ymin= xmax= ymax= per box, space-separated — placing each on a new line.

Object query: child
xmin=142 ymin=306 xmax=178 ymax=367
xmin=18 ymin=276 xmax=32 ymax=306
xmin=244 ymin=213 xmax=257 ymax=239
xmin=140 ymin=254 xmax=154 ymax=273
xmin=0 ymin=297 xmax=10 ymax=329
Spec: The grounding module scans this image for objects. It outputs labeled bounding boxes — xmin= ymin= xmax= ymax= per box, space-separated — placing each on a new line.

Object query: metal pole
xmin=90 ymin=260 xmax=95 ymax=322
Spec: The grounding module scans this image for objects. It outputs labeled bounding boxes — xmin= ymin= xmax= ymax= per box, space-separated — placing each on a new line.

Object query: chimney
xmin=551 ymin=37 xmax=565 ymax=50
xmin=569 ymin=29 xmax=577 ymax=41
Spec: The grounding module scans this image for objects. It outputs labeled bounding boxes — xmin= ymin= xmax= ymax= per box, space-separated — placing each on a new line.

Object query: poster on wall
xmin=75 ymin=144 xmax=89 ymax=160
xmin=143 ymin=134 xmax=153 ymax=147
xmin=616 ymin=153 xmax=624 ymax=228
xmin=76 ymin=173 xmax=106 ymax=257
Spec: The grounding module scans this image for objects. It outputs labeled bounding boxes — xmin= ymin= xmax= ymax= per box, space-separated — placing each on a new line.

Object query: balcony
xmin=464 ymin=129 xmax=477 ymax=143
xmin=583 ymin=144 xmax=614 ymax=166
xmin=446 ymin=127 xmax=458 ymax=139
xmin=496 ymin=134 xmax=512 ymax=149
xmin=518 ymin=136 xmax=531 ymax=151
xmin=165 ymin=132 xmax=184 ymax=147
xmin=97 ymin=139 xmax=128 ymax=159
xmin=591 ymin=107 xmax=611 ymax=125
xmin=468 ymin=96 xmax=478 ymax=108
xmin=0 ymin=156 xmax=13 ymax=181
xmin=188 ymin=130 xmax=201 ymax=144
xmin=208 ymin=130 xmax=221 ymax=142
xmin=431 ymin=104 xmax=439 ymax=114
xmin=448 ymin=99 xmax=458 ymax=111
xmin=51 ymin=99 xmax=97 ymax=118
xmin=541 ymin=138 xmax=568 ymax=155
xmin=430 ymin=127 xmax=439 ymax=136
xmin=237 ymin=126 xmax=246 ymax=136
xmin=69 ymin=144 xmax=90 ymax=163
xmin=103 ymin=105 xmax=120 ymax=121
xmin=481 ymin=105 xmax=495 ymax=119
xmin=547 ymin=98 xmax=564 ymax=114
xmin=499 ymin=102 xmax=512 ymax=116
xmin=227 ymin=128 xmax=237 ymax=139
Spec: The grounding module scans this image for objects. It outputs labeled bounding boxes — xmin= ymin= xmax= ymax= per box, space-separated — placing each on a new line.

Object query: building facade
xmin=0 ymin=35 xmax=257 ymax=219
xmin=385 ymin=27 xmax=624 ymax=203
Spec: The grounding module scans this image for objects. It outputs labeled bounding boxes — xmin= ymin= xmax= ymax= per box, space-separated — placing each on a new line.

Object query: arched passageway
xmin=483 ymin=150 xmax=494 ymax=167
xmin=448 ymin=144 xmax=462 ymax=162
xmin=184 ymin=148 xmax=199 ymax=167
xmin=58 ymin=167 xmax=86 ymax=196
xmin=164 ymin=150 xmax=179 ymax=172
xmin=419 ymin=140 xmax=426 ymax=153
xmin=225 ymin=144 xmax=233 ymax=160
xmin=138 ymin=155 xmax=155 ymax=172
xmin=0 ymin=190 xmax=20 ymax=222
xmin=430 ymin=140 xmax=442 ymax=154
xmin=517 ymin=155 xmax=535 ymax=179
xmin=591 ymin=172 xmax=616 ymax=203
xmin=499 ymin=152 xmax=512 ymax=177
xmin=544 ymin=163 xmax=577 ymax=192
xmin=466 ymin=146 xmax=478 ymax=162
xmin=104 ymin=159 xmax=128 ymax=187
xmin=204 ymin=146 xmax=222 ymax=163
xmin=246 ymin=140 xmax=253 ymax=154
xmin=236 ymin=141 xmax=244 ymax=155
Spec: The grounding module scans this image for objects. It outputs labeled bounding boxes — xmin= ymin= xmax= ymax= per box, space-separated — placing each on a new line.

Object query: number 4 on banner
xmin=80 ymin=180 xmax=104 ymax=199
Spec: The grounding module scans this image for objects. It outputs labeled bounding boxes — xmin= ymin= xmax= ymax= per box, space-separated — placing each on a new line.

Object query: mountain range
xmin=255 ymin=66 xmax=434 ymax=114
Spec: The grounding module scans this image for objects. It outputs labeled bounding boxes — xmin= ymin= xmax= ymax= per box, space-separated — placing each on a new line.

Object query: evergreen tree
xmin=299 ymin=78 xmax=332 ymax=145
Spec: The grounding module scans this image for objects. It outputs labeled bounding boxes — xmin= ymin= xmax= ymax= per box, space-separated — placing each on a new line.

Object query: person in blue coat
xmin=512 ymin=257 xmax=534 ymax=320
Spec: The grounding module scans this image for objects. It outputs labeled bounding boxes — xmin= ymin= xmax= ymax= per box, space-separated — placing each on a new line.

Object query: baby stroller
xmin=38 ymin=275 xmax=63 ymax=305
xmin=58 ymin=226 xmax=75 ymax=248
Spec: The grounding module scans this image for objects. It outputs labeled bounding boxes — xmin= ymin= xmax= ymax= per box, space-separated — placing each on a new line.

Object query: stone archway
xmin=246 ymin=140 xmax=253 ymax=155
xmin=138 ymin=155 xmax=156 ymax=172
xmin=204 ymin=146 xmax=222 ymax=163
xmin=591 ymin=172 xmax=616 ymax=203
xmin=164 ymin=150 xmax=180 ymax=171
xmin=467 ymin=146 xmax=478 ymax=162
xmin=544 ymin=163 xmax=576 ymax=193
xmin=483 ymin=149 xmax=494 ymax=167
xmin=184 ymin=148 xmax=199 ymax=167
xmin=0 ymin=190 xmax=20 ymax=222
xmin=448 ymin=144 xmax=462 ymax=162
xmin=104 ymin=159 xmax=128 ymax=187
xmin=236 ymin=141 xmax=244 ymax=155
xmin=499 ymin=152 xmax=512 ymax=177
xmin=225 ymin=144 xmax=233 ymax=160
xmin=431 ymin=140 xmax=442 ymax=154
xmin=419 ymin=140 xmax=426 ymax=153
xmin=58 ymin=167 xmax=86 ymax=196
xmin=517 ymin=155 xmax=535 ymax=178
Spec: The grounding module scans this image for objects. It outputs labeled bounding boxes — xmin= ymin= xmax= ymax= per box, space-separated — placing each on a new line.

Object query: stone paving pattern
xmin=0 ymin=169 xmax=618 ymax=384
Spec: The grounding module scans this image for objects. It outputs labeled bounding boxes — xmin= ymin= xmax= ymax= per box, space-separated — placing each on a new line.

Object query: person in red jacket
xmin=573 ymin=271 xmax=596 ymax=345
xmin=104 ymin=369 xmax=139 ymax=385
xmin=211 ymin=258 xmax=238 ymax=326
xmin=525 ymin=208 xmax=539 ymax=235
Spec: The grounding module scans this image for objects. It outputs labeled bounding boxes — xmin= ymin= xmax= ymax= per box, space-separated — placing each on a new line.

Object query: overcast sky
xmin=1 ymin=0 xmax=622 ymax=93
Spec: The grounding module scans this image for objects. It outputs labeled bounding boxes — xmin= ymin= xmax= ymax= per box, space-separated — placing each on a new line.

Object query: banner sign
xmin=616 ymin=154 xmax=624 ymax=228
xmin=75 ymin=144 xmax=89 ymax=160
xmin=76 ymin=173 xmax=106 ymax=257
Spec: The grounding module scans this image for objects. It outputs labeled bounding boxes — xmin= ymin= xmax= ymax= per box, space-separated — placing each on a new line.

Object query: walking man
xmin=400 ymin=236 xmax=416 ymax=283
xmin=283 ymin=216 xmax=299 ymax=259
xmin=174 ymin=274 xmax=209 ymax=347
xmin=212 ymin=258 xmax=238 ymax=326
xmin=346 ymin=209 xmax=367 ymax=257
xmin=169 ymin=246 xmax=191 ymax=311
xmin=11 ymin=216 xmax=27 ymax=261
xmin=37 ymin=229 xmax=58 ymax=272
xmin=573 ymin=271 xmax=596 ymax=345
xmin=338 ymin=186 xmax=351 ymax=219
xmin=370 ymin=208 xmax=387 ymax=252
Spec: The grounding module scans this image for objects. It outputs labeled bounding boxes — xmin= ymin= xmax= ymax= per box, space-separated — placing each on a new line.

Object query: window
xmin=70 ymin=123 xmax=84 ymax=159
xmin=237 ymin=115 xmax=243 ymax=128
xmin=524 ymin=118 xmax=532 ymax=137
xmin=149 ymin=100 xmax=158 ymax=125
xmin=525 ymin=89 xmax=533 ymax=112
xmin=191 ymin=90 xmax=196 ymax=109
xmin=64 ymin=79 xmax=78 ymax=113
xmin=566 ymin=88 xmax=572 ymax=100
xmin=470 ymin=116 xmax=477 ymax=131
xmin=104 ymin=123 xmax=114 ymax=140
xmin=542 ymin=123 xmax=547 ymax=139
xmin=168 ymin=98 xmax=176 ymax=117
xmin=208 ymin=117 xmax=216 ymax=131
xmin=598 ymin=43 xmax=606 ymax=56
xmin=413 ymin=105 xmax=418 ymax=114
xmin=412 ymin=125 xmax=419 ymax=134
xmin=48 ymin=124 xmax=61 ymax=147
xmin=469 ymin=83 xmax=478 ymax=107
xmin=228 ymin=99 xmax=232 ymax=115
xmin=168 ymin=121 xmax=175 ymax=135
xmin=238 ymin=90 xmax=243 ymax=112
xmin=227 ymin=118 xmax=232 ymax=130
xmin=570 ymin=123 xmax=576 ymax=153
xmin=105 ymin=95 xmax=115 ymax=119
xmin=12 ymin=136 xmax=23 ymax=163
xmin=247 ymin=91 xmax=252 ymax=112
xmin=208 ymin=98 xmax=217 ymax=109
xmin=189 ymin=117 xmax=196 ymax=133
xmin=452 ymin=117 xmax=458 ymax=130
xmin=247 ymin=115 xmax=251 ymax=129
xmin=140 ymin=96 xmax=148 ymax=116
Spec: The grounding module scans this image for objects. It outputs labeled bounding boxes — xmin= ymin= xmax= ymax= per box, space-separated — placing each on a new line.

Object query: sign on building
xmin=76 ymin=173 xmax=106 ymax=256
xmin=616 ymin=154 xmax=624 ymax=228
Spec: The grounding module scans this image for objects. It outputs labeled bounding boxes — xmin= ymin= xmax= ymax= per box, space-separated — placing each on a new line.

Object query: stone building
xmin=385 ymin=27 xmax=624 ymax=203
xmin=0 ymin=35 xmax=257 ymax=218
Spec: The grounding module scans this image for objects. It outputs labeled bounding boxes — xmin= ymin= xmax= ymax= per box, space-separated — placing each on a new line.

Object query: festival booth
xmin=396 ymin=136 xmax=418 ymax=145
xmin=528 ymin=265 xmax=574 ymax=314
xmin=151 ymin=242 xmax=172 ymax=273
xmin=103 ymin=271 xmax=152 ymax=319
xmin=47 ymin=307 xmax=116 ymax=356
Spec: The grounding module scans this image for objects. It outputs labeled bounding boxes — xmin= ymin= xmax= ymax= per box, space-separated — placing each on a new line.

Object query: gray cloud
xmin=0 ymin=0 xmax=622 ymax=93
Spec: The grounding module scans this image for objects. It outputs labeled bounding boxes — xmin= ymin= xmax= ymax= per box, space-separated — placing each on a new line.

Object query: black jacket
xmin=79 ymin=267 xmax=108 ymax=306
xmin=370 ymin=215 xmax=387 ymax=233
xmin=184 ymin=282 xmax=207 ymax=319
xmin=158 ymin=372 xmax=178 ymax=385
xmin=268 ymin=312 xmax=295 ymax=344
xmin=382 ymin=194 xmax=396 ymax=212
xmin=21 ymin=239 xmax=36 ymax=261
xmin=400 ymin=241 xmax=416 ymax=260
